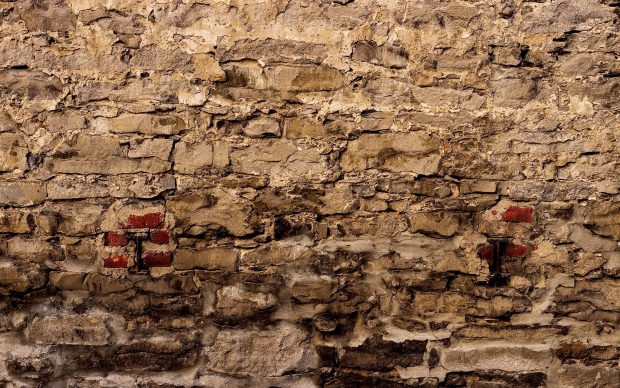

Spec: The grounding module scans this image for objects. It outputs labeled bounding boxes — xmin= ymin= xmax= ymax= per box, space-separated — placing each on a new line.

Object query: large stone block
xmin=214 ymin=285 xmax=278 ymax=321
xmin=205 ymin=323 xmax=317 ymax=376
xmin=26 ymin=314 xmax=110 ymax=345
xmin=442 ymin=346 xmax=553 ymax=372
xmin=0 ymin=260 xmax=46 ymax=294
xmin=174 ymin=248 xmax=239 ymax=270
xmin=0 ymin=70 xmax=63 ymax=100
xmin=341 ymin=132 xmax=441 ymax=174
xmin=0 ymin=133 xmax=28 ymax=172
xmin=0 ymin=182 xmax=46 ymax=206
xmin=231 ymin=140 xmax=339 ymax=185
xmin=168 ymin=190 xmax=254 ymax=237
xmin=101 ymin=114 xmax=186 ymax=135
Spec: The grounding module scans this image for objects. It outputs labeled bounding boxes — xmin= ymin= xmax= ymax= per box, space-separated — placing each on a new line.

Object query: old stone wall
xmin=1 ymin=0 xmax=619 ymax=386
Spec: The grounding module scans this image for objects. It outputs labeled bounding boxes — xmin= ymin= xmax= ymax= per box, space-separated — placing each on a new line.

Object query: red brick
xmin=505 ymin=244 xmax=530 ymax=257
xmin=105 ymin=232 xmax=128 ymax=247
xmin=501 ymin=206 xmax=533 ymax=223
xmin=150 ymin=230 xmax=170 ymax=245
xmin=142 ymin=251 xmax=172 ymax=267
xmin=124 ymin=212 xmax=164 ymax=229
xmin=478 ymin=244 xmax=494 ymax=265
xmin=104 ymin=255 xmax=129 ymax=268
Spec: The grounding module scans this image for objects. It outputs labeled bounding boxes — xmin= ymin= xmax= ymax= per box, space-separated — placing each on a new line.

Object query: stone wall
xmin=1 ymin=0 xmax=619 ymax=386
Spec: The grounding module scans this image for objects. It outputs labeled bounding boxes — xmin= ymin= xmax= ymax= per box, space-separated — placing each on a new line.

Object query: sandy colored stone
xmin=27 ymin=315 xmax=110 ymax=345
xmin=174 ymin=141 xmax=213 ymax=174
xmin=205 ymin=323 xmax=316 ymax=376
xmin=174 ymin=248 xmax=238 ymax=270
xmin=104 ymin=114 xmax=185 ymax=135
xmin=341 ymin=132 xmax=441 ymax=174
xmin=0 ymin=0 xmax=618 ymax=385
xmin=0 ymin=182 xmax=46 ymax=206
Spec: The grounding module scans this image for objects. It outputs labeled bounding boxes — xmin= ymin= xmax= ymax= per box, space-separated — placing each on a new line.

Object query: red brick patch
xmin=505 ymin=244 xmax=530 ymax=257
xmin=124 ymin=212 xmax=164 ymax=229
xmin=142 ymin=251 xmax=172 ymax=267
xmin=501 ymin=206 xmax=533 ymax=223
xmin=104 ymin=255 xmax=129 ymax=268
xmin=105 ymin=232 xmax=128 ymax=247
xmin=478 ymin=244 xmax=494 ymax=265
xmin=150 ymin=230 xmax=170 ymax=245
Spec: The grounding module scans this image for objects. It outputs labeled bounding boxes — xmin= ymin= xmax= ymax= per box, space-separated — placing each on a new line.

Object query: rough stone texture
xmin=1 ymin=0 xmax=619 ymax=387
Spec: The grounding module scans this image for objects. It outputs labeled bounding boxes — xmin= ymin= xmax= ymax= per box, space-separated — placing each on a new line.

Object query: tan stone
xmin=284 ymin=117 xmax=327 ymax=138
xmin=0 ymin=69 xmax=63 ymax=100
xmin=44 ymin=111 xmax=87 ymax=132
xmin=174 ymin=248 xmax=238 ymax=270
xmin=0 ymin=261 xmax=45 ymax=294
xmin=44 ymin=201 xmax=106 ymax=236
xmin=26 ymin=315 xmax=110 ymax=345
xmin=442 ymin=346 xmax=553 ymax=372
xmin=408 ymin=211 xmax=462 ymax=237
xmin=103 ymin=114 xmax=185 ymax=135
xmin=352 ymin=41 xmax=409 ymax=69
xmin=212 ymin=141 xmax=230 ymax=168
xmin=359 ymin=111 xmax=395 ymax=132
xmin=84 ymin=273 xmax=133 ymax=295
xmin=128 ymin=138 xmax=174 ymax=160
xmin=0 ymin=111 xmax=17 ymax=132
xmin=0 ymin=209 xmax=32 ymax=233
xmin=0 ymin=182 xmax=46 ymax=206
xmin=205 ymin=323 xmax=317 ymax=376
xmin=5 ymin=236 xmax=59 ymax=261
xmin=341 ymin=132 xmax=441 ymax=174
xmin=291 ymin=276 xmax=338 ymax=303
xmin=192 ymin=53 xmax=226 ymax=81
xmin=584 ymin=202 xmax=620 ymax=240
xmin=568 ymin=224 xmax=617 ymax=253
xmin=0 ymin=133 xmax=28 ymax=172
xmin=264 ymin=65 xmax=345 ymax=92
xmin=231 ymin=140 xmax=338 ymax=185
xmin=319 ymin=185 xmax=358 ymax=215
xmin=49 ymin=271 xmax=87 ymax=290
xmin=460 ymin=180 xmax=497 ymax=194
xmin=243 ymin=116 xmax=281 ymax=138
xmin=46 ymin=157 xmax=171 ymax=175
xmin=241 ymin=242 xmax=313 ymax=267
xmin=168 ymin=191 xmax=254 ymax=236
xmin=174 ymin=141 xmax=213 ymax=173
xmin=214 ymin=285 xmax=277 ymax=319
xmin=47 ymin=174 xmax=175 ymax=200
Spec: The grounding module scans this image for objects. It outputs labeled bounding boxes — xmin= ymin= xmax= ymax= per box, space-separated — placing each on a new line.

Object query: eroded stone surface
xmin=0 ymin=1 xmax=619 ymax=386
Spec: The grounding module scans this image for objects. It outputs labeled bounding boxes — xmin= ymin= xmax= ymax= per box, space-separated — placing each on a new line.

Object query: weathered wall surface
xmin=1 ymin=0 xmax=619 ymax=386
